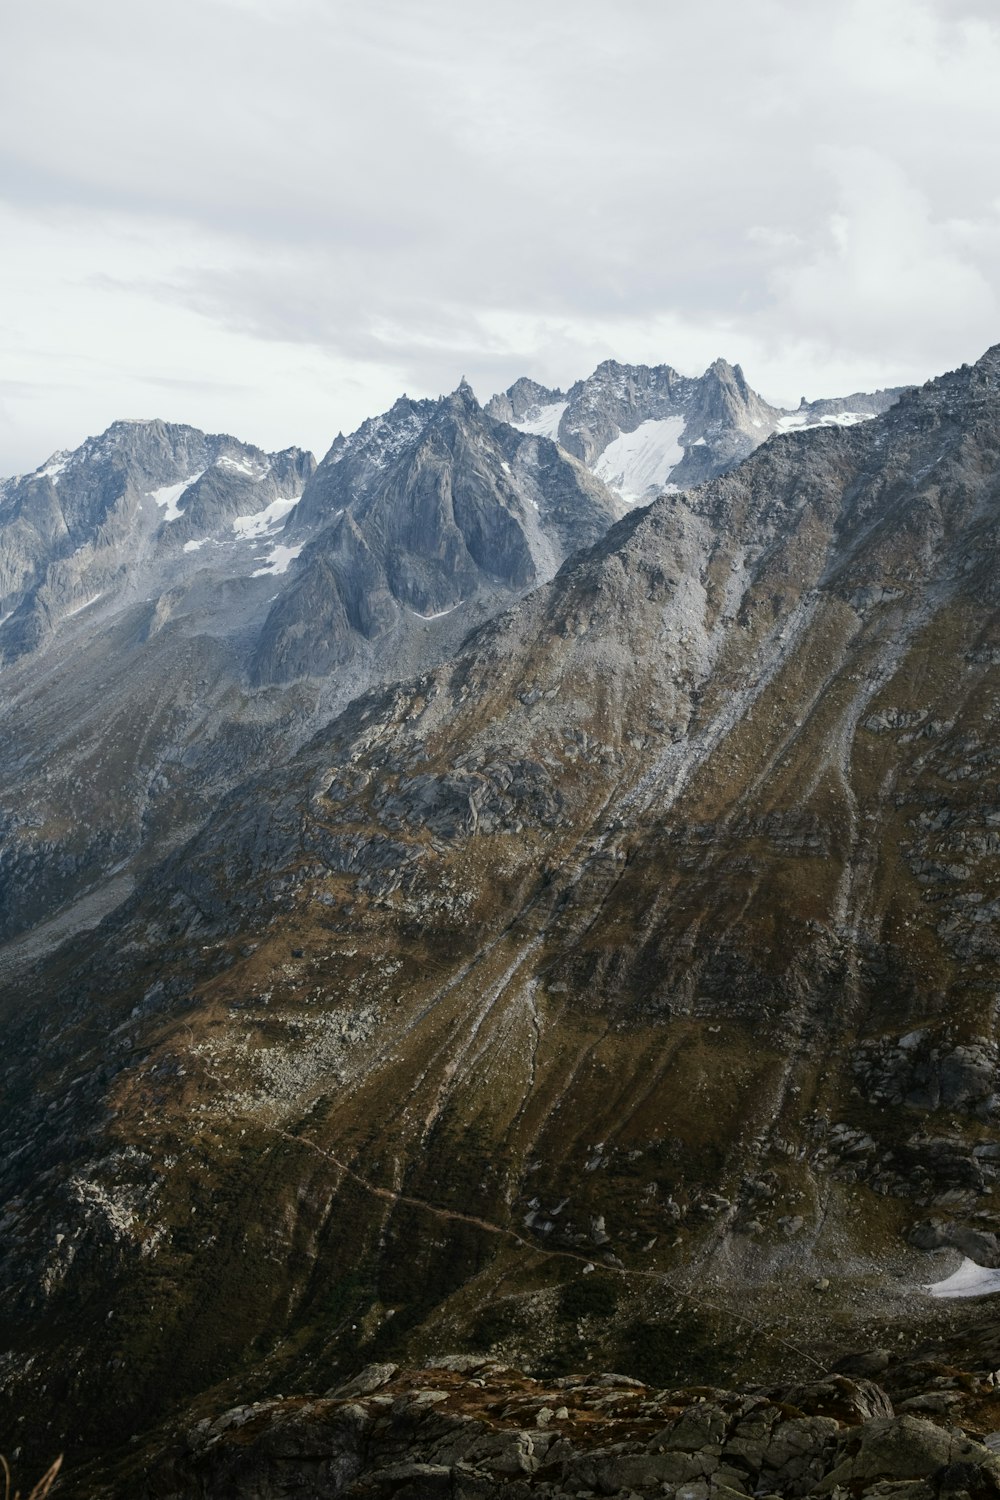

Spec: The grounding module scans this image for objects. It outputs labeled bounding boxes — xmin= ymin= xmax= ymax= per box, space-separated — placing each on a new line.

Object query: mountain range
xmin=0 ymin=359 xmax=901 ymax=955
xmin=9 ymin=347 xmax=1000 ymax=1496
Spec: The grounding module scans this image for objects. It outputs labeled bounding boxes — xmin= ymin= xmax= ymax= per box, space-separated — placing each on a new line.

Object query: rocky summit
xmin=1 ymin=349 xmax=1000 ymax=1495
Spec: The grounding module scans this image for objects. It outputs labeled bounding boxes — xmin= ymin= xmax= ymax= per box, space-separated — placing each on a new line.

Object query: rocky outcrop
xmin=795 ymin=386 xmax=908 ymax=421
xmin=485 ymin=378 xmax=566 ymax=426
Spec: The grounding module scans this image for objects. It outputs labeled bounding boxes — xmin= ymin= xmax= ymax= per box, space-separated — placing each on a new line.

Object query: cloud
xmin=1 ymin=0 xmax=999 ymax=469
xmin=774 ymin=149 xmax=999 ymax=367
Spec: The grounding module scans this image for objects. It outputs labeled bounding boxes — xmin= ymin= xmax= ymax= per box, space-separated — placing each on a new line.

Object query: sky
xmin=2 ymin=0 xmax=999 ymax=475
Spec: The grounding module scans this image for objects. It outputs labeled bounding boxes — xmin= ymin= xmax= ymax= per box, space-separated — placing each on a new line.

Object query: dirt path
xmin=282 ymin=1128 xmax=826 ymax=1370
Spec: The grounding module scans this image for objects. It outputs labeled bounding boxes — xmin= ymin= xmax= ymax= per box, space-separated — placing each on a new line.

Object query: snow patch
xmin=38 ymin=452 xmax=70 ymax=481
xmin=593 ymin=417 xmax=686 ymax=505
xmin=232 ymin=496 xmax=297 ymax=539
xmin=149 ymin=472 xmax=205 ymax=523
xmin=216 ymin=453 xmax=269 ymax=479
xmin=776 ymin=410 xmax=876 ymax=433
xmin=512 ymin=402 xmax=568 ymax=441
xmin=252 ymin=543 xmax=303 ymax=577
xmin=926 ymin=1257 xmax=1000 ymax=1299
xmin=183 ymin=538 xmax=210 ymax=553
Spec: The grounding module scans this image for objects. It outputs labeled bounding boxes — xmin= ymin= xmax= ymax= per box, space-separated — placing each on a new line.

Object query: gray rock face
xmin=251 ymin=381 xmax=619 ymax=684
xmin=0 ymin=386 xmax=618 ymax=945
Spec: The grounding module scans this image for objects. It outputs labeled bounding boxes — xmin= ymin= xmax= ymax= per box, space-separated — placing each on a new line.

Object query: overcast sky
xmin=2 ymin=0 xmax=998 ymax=473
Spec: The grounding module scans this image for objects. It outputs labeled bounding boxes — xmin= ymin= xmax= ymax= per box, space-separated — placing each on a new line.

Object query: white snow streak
xmin=776 ymin=410 xmax=876 ymax=433
xmin=63 ymin=593 xmax=103 ymax=618
xmin=252 ymin=543 xmax=303 ymax=576
xmin=410 ymin=603 xmax=461 ymax=620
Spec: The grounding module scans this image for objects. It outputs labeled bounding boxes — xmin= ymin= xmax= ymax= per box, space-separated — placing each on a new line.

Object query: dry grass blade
xmin=0 ymin=1456 xmax=62 ymax=1500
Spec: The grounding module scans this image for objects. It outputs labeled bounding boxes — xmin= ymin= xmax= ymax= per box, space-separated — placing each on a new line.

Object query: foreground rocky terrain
xmin=0 ymin=348 xmax=989 ymax=1492
xmin=64 ymin=1355 xmax=1000 ymax=1499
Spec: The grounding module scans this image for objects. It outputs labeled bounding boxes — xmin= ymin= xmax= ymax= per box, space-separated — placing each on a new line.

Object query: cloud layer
xmin=1 ymin=0 xmax=998 ymax=471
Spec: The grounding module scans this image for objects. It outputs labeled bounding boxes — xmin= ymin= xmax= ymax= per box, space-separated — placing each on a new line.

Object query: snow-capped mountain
xmin=254 ymin=379 xmax=619 ymax=683
xmin=487 ymin=359 xmax=908 ymax=505
xmin=0 ymin=387 xmax=619 ymax=946
xmin=0 ymin=419 xmax=315 ymax=665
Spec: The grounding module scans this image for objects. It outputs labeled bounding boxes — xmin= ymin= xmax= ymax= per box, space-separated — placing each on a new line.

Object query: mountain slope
xmin=2 ymin=348 xmax=999 ymax=1480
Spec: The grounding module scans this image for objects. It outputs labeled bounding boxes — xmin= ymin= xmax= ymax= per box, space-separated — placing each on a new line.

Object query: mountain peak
xmin=445 ymin=377 xmax=480 ymax=413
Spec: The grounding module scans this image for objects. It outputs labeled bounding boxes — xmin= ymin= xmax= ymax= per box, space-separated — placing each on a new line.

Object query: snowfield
xmin=776 ymin=410 xmax=876 ymax=433
xmin=253 ymin=542 xmax=303 ymax=576
xmin=511 ymin=402 xmax=568 ymax=441
xmin=232 ymin=496 xmax=298 ymax=539
xmin=926 ymin=1257 xmax=1000 ymax=1299
xmin=149 ymin=472 xmax=205 ymax=522
xmin=593 ymin=417 xmax=686 ymax=505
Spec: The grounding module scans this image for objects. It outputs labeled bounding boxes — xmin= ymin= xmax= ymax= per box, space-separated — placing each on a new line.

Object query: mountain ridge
xmin=486 ymin=357 xmax=908 ymax=504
